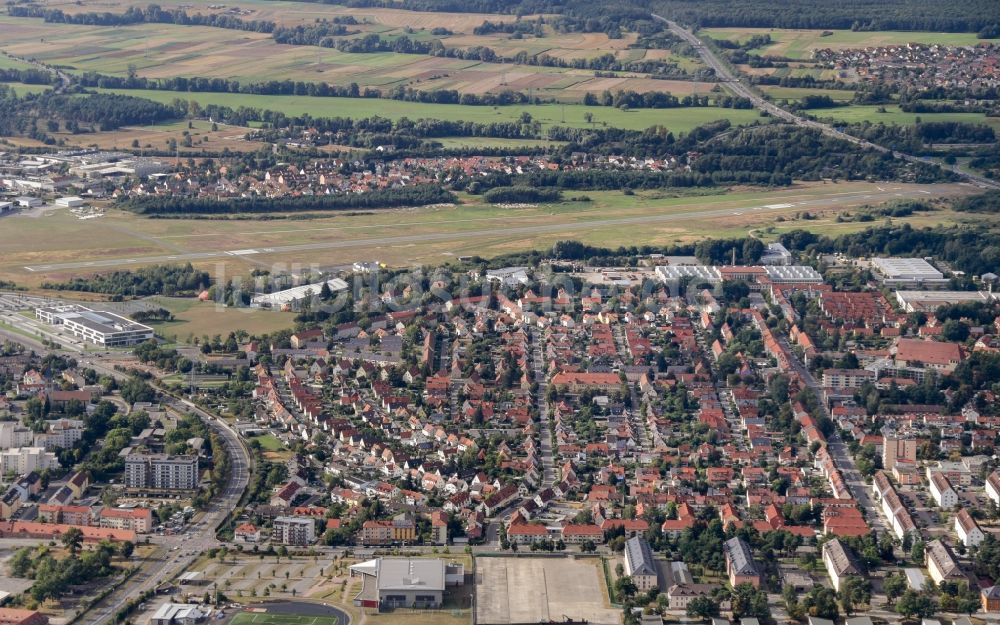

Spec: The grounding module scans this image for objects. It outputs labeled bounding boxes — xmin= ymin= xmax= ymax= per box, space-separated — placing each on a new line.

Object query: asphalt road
xmin=23 ymin=185 xmax=966 ymax=273
xmin=529 ymin=328 xmax=556 ymax=487
xmin=0 ymin=323 xmax=252 ymax=625
xmin=651 ymin=17 xmax=1000 ymax=191
xmin=73 ymin=384 xmax=252 ymax=625
xmin=777 ymin=336 xmax=887 ymax=534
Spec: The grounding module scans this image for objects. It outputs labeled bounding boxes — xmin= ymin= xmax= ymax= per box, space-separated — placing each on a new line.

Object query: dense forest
xmin=121 ymin=184 xmax=456 ymax=215
xmin=819 ymin=120 xmax=997 ymax=154
xmin=953 ymin=191 xmax=1000 ymax=214
xmin=0 ymin=68 xmax=55 ymax=85
xmin=482 ymin=186 xmax=563 ymax=203
xmin=649 ymin=0 xmax=1000 ymax=32
xmin=41 ymin=264 xmax=211 ymax=297
xmin=0 ymin=89 xmax=179 ymax=142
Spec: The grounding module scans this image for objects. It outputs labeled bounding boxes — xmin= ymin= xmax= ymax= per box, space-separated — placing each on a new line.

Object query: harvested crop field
xmin=21 ymin=0 xmax=524 ymax=30
xmin=54 ymin=119 xmax=265 ymax=153
xmin=0 ymin=16 xmax=716 ymax=99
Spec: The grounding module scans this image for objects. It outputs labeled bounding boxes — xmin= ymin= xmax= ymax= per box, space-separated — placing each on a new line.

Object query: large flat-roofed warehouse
xmin=250 ymin=278 xmax=349 ymax=310
xmin=870 ymin=258 xmax=949 ymax=288
xmin=655 ymin=265 xmax=722 ymax=283
xmin=350 ymin=558 xmax=463 ymax=610
xmin=895 ymin=290 xmax=997 ymax=313
xmin=35 ymin=305 xmax=153 ymax=347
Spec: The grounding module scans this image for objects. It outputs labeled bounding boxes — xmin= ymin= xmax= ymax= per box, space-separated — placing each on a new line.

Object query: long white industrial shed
xmin=250 ymin=278 xmax=349 ymax=309
xmin=36 ymin=304 xmax=154 ymax=347
xmin=655 ymin=265 xmax=822 ymax=284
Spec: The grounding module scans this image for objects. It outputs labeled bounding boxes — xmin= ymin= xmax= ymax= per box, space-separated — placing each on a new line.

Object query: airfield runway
xmin=22 ymin=183 xmax=970 ymax=273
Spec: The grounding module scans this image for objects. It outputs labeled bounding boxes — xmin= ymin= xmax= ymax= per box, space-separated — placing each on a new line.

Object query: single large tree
xmin=62 ymin=526 xmax=84 ymax=556
xmin=897 ymin=590 xmax=937 ymax=619
xmin=686 ymin=596 xmax=720 ymax=620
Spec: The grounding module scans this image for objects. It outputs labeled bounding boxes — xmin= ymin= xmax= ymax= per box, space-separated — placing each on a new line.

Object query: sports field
xmin=143 ymin=296 xmax=293 ymax=340
xmin=704 ymin=28 xmax=1000 ymax=59
xmin=231 ymin=612 xmax=340 ymax=625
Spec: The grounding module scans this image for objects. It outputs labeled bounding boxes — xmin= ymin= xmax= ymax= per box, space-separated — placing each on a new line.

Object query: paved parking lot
xmin=475 ymin=557 xmax=620 ymax=625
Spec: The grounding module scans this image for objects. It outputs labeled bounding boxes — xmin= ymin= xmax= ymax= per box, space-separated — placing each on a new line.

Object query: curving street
xmin=0 ymin=322 xmax=252 ymax=625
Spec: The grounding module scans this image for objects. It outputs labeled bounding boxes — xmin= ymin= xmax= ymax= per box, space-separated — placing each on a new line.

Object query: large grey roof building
xmin=723 ymin=537 xmax=760 ymax=588
xmin=871 ymin=257 xmax=948 ymax=287
xmin=822 ymin=538 xmax=863 ymax=591
xmin=350 ymin=558 xmax=463 ymax=610
xmin=35 ymin=305 xmax=153 ymax=347
xmin=624 ymin=536 xmax=660 ymax=591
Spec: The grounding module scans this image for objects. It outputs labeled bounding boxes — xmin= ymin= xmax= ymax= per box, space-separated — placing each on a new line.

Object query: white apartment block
xmin=821 ymin=369 xmax=876 ymax=389
xmin=926 ymin=539 xmax=965 ymax=585
xmin=872 ymin=471 xmax=917 ymax=541
xmin=955 ymin=509 xmax=985 ymax=548
xmin=125 ymin=453 xmax=199 ymax=490
xmin=823 ymin=538 xmax=862 ymax=592
xmin=987 ymin=472 xmax=1000 ymax=507
xmin=0 ymin=447 xmax=58 ymax=474
xmin=273 ymin=516 xmax=316 ymax=545
xmin=928 ymin=471 xmax=958 ymax=509
xmin=0 ymin=422 xmax=35 ymax=450
xmin=35 ymin=419 xmax=85 ymax=450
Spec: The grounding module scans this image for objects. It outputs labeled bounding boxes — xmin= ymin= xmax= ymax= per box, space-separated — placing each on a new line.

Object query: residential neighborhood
xmin=1 ymin=245 xmax=1000 ymax=625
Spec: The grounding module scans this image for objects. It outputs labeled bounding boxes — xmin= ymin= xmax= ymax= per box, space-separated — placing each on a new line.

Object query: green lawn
xmin=230 ymin=613 xmax=341 ymax=625
xmin=2 ymin=82 xmax=52 ymax=96
xmin=814 ymin=105 xmax=1000 ymax=129
xmin=96 ymin=88 xmax=764 ymax=132
xmin=142 ymin=296 xmax=294 ymax=341
xmin=0 ymin=55 xmax=39 ymax=70
xmin=435 ymin=137 xmax=568 ymax=149
xmin=249 ymin=434 xmax=285 ymax=451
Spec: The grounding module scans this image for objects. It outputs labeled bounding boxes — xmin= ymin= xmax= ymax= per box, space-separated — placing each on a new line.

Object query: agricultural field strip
xmin=0 ymin=15 xmax=714 ymax=97
xmin=31 ymin=0 xmax=525 ymax=30
xmin=20 ymin=185 xmax=958 ymax=272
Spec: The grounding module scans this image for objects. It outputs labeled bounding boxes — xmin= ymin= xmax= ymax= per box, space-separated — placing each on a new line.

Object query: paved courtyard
xmin=475 ymin=557 xmax=620 ymax=625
